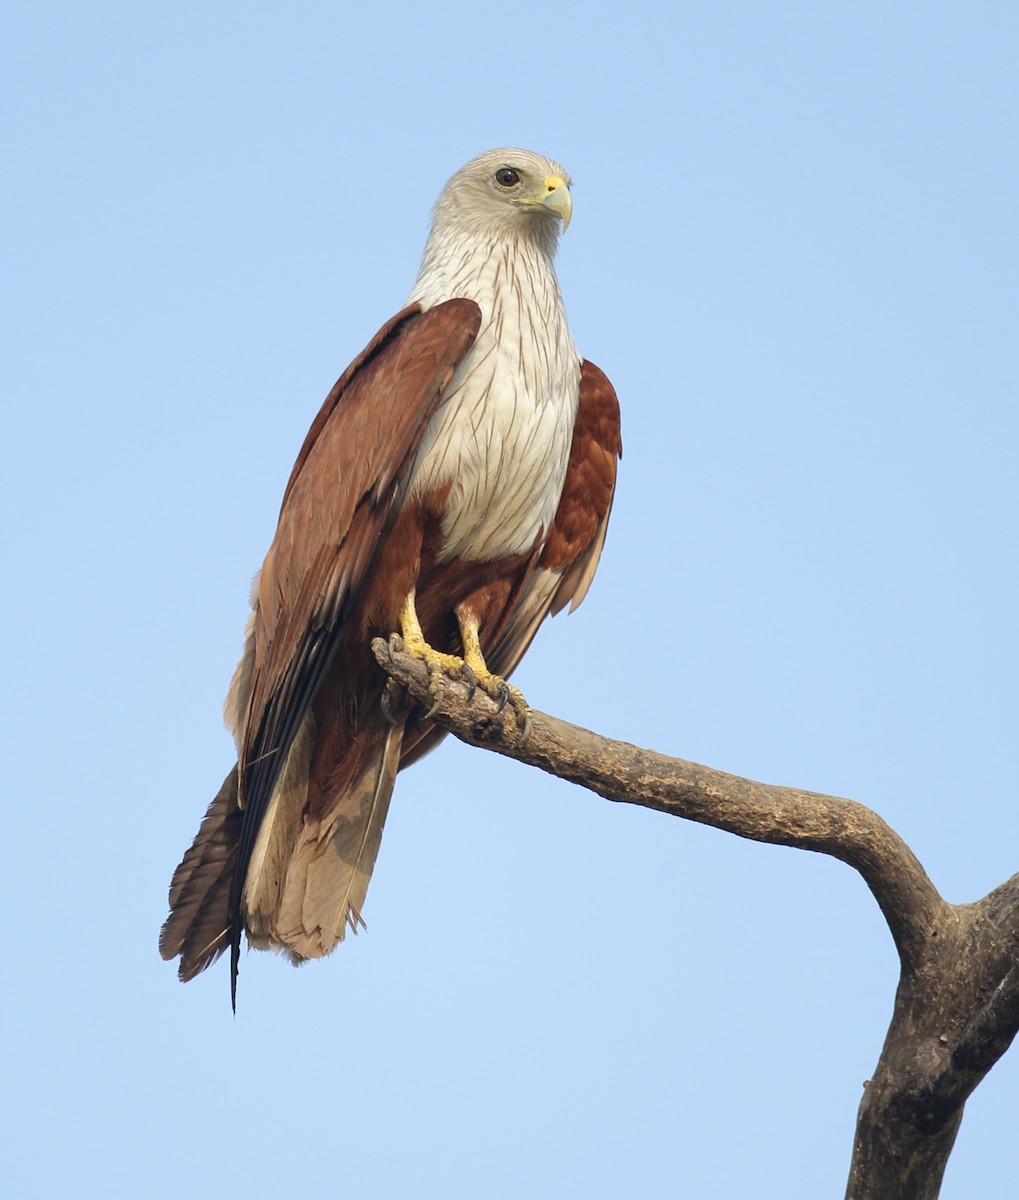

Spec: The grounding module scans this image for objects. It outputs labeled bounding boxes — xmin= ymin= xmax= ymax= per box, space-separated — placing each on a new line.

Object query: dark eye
xmin=495 ymin=168 xmax=520 ymax=188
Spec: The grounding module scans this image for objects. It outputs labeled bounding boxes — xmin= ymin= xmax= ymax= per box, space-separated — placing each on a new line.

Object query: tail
xmin=244 ymin=723 xmax=404 ymax=962
xmin=159 ymin=767 xmax=242 ymax=982
xmin=160 ymin=724 xmax=402 ymax=1000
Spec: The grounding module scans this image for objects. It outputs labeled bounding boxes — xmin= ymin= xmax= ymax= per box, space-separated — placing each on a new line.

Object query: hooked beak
xmin=539 ymin=175 xmax=573 ymax=232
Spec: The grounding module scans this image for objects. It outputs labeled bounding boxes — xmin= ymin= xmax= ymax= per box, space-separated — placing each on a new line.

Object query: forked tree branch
xmin=373 ymin=639 xmax=1019 ymax=1200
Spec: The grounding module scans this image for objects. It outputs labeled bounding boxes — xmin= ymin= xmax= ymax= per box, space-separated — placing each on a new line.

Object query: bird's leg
xmin=388 ymin=592 xmax=530 ymax=735
xmin=455 ymin=604 xmax=532 ymax=739
xmin=392 ymin=590 xmax=476 ymax=717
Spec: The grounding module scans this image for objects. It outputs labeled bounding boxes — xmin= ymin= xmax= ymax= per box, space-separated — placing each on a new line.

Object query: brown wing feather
xmin=158 ymin=768 xmax=240 ymax=979
xmin=543 ymin=359 xmax=622 ymax=614
xmin=277 ymin=304 xmax=422 ymax=509
xmin=239 ymin=298 xmax=479 ymax=792
xmin=230 ymin=298 xmax=481 ymax=995
xmin=159 ymin=299 xmax=481 ymax=995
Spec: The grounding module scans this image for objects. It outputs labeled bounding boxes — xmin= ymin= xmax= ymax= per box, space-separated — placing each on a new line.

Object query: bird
xmin=159 ymin=148 xmax=621 ymax=1007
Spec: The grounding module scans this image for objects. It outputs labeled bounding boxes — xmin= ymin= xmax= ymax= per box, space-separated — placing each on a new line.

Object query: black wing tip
xmin=230 ymin=926 xmax=241 ymax=1014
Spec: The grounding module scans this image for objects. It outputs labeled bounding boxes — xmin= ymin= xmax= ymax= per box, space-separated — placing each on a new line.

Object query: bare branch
xmin=374 ymin=638 xmax=945 ymax=966
xmin=373 ymin=639 xmax=1019 ymax=1199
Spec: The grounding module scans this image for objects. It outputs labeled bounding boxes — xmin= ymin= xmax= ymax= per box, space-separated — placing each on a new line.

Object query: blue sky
xmin=3 ymin=3 xmax=1017 ymax=1196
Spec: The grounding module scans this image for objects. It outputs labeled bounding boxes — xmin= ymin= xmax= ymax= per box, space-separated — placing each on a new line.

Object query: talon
xmin=497 ymin=682 xmax=533 ymax=739
xmin=494 ymin=681 xmax=510 ymax=713
xmin=423 ymin=662 xmax=448 ymax=721
xmin=380 ymin=680 xmax=404 ymax=727
xmin=460 ymin=663 xmax=478 ymax=702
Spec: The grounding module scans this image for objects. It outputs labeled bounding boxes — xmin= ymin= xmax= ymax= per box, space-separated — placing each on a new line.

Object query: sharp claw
xmin=380 ymin=681 xmax=404 ymax=728
xmin=460 ymin=663 xmax=478 ymax=702
xmin=517 ymin=712 xmax=533 ymax=744
xmin=495 ymin=681 xmax=510 ymax=713
xmin=423 ymin=666 xmax=445 ymax=720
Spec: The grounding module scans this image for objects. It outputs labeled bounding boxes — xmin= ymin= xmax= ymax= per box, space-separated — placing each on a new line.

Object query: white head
xmin=429 ymin=148 xmax=573 ymax=255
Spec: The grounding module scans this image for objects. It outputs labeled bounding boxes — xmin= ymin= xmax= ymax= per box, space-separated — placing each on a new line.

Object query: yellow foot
xmin=390 ymin=591 xmax=532 ymax=739
xmin=391 ymin=593 xmax=478 ymax=720
xmin=460 ymin=618 xmax=533 ymax=741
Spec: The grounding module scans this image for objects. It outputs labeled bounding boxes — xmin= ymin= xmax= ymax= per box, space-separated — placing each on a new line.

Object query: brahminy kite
xmin=159 ymin=148 xmax=621 ymax=1006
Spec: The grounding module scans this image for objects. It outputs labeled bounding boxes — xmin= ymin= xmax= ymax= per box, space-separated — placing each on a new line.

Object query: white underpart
xmin=405 ymin=217 xmax=580 ymax=563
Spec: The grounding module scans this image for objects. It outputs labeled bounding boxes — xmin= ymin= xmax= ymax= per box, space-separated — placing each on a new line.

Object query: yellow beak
xmin=540 ymin=176 xmax=573 ymax=232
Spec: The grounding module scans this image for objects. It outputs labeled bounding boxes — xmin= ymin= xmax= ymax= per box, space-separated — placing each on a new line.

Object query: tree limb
xmin=373 ymin=639 xmax=1019 ymax=1199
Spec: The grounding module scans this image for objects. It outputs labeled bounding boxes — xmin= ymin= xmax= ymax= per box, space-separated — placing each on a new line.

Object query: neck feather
xmin=407 ymin=217 xmax=562 ymax=313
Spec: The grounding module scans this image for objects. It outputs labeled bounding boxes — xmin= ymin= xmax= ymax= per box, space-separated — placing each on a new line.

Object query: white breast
xmin=406 ymin=234 xmax=581 ymax=563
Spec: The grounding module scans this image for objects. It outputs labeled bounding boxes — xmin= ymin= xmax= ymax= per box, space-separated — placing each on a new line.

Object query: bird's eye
xmin=495 ymin=168 xmax=520 ymax=188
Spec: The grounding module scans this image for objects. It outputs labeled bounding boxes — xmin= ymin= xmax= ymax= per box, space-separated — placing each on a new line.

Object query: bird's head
xmin=431 ymin=148 xmax=573 ymax=248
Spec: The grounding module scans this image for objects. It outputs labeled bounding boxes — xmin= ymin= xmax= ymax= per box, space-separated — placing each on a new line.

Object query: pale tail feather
xmin=242 ymin=709 xmax=317 ymax=947
xmin=247 ymin=723 xmax=404 ymax=962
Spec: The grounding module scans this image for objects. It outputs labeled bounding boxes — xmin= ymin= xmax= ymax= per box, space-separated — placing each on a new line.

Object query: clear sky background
xmin=3 ymin=3 xmax=1016 ymax=1197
